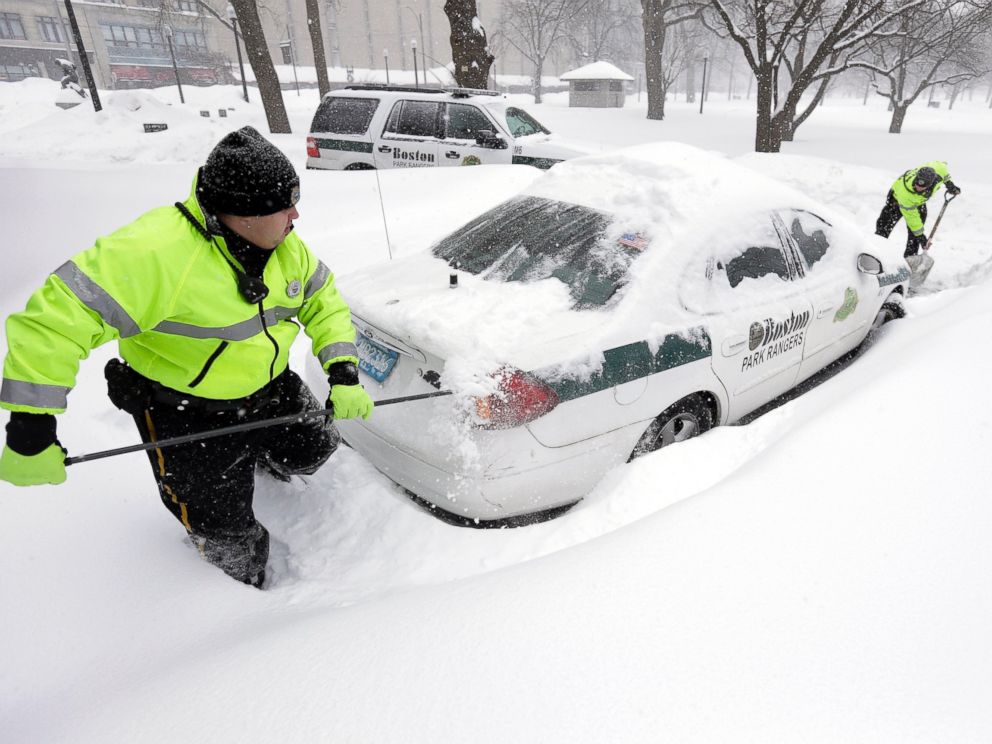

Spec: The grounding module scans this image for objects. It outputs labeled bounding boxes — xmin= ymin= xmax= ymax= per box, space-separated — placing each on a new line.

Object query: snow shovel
xmin=907 ymin=191 xmax=957 ymax=290
xmin=64 ymin=389 xmax=453 ymax=466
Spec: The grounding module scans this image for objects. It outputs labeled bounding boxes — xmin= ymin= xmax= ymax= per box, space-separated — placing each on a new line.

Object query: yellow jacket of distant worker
xmin=889 ymin=160 xmax=952 ymax=236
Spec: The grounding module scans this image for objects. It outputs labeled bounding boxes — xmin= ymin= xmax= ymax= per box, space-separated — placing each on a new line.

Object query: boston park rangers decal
xmin=742 ymin=310 xmax=810 ymax=371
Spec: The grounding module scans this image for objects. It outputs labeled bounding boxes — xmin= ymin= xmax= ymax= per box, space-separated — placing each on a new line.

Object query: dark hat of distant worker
xmin=912 ymin=166 xmax=940 ymax=191
xmin=197 ymin=126 xmax=300 ymax=216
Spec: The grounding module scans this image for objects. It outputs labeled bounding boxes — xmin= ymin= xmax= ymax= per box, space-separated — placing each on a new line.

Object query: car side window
xmin=724 ymin=245 xmax=790 ymax=288
xmin=445 ymin=103 xmax=494 ymax=140
xmin=383 ymin=100 xmax=441 ymax=138
xmin=786 ymin=210 xmax=833 ymax=271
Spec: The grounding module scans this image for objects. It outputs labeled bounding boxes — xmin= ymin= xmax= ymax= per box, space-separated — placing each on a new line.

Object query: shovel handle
xmin=64 ymin=389 xmax=453 ymax=466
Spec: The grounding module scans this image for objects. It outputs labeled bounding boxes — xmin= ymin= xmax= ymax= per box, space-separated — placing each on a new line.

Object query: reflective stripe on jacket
xmin=1 ymin=176 xmax=357 ymax=414
xmin=890 ymin=160 xmax=951 ymax=236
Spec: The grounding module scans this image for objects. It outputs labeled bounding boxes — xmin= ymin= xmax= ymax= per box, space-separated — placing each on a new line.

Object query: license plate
xmin=356 ymin=331 xmax=399 ymax=383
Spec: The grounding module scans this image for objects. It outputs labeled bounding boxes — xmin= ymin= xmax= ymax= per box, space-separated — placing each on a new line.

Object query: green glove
xmin=0 ymin=443 xmax=67 ymax=486
xmin=329 ymin=384 xmax=374 ymax=420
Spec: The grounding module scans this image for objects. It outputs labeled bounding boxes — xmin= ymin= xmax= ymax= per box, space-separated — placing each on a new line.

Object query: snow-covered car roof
xmin=338 ymin=143 xmax=857 ymax=374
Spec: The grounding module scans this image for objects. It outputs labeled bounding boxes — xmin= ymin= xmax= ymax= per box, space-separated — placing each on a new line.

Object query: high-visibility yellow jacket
xmin=1 ymin=177 xmax=358 ymax=415
xmin=890 ymin=160 xmax=952 ymax=236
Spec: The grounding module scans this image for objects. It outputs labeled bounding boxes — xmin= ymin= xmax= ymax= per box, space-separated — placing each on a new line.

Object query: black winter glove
xmin=906 ymin=234 xmax=927 ymax=256
xmin=945 ymin=180 xmax=961 ymax=196
xmin=6 ymin=412 xmax=59 ymax=456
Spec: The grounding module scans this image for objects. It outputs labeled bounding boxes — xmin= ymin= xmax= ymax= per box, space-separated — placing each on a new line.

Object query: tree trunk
xmin=888 ymin=103 xmax=908 ymax=133
xmin=642 ymin=0 xmax=668 ymax=120
xmin=533 ymin=57 xmax=544 ymax=103
xmin=754 ymin=64 xmax=778 ymax=152
xmin=948 ymin=83 xmax=960 ymax=111
xmin=686 ymin=62 xmax=696 ymax=103
xmin=305 ymin=0 xmax=330 ymax=98
xmin=229 ymin=0 xmax=290 ymax=133
xmin=443 ymin=0 xmax=494 ymax=88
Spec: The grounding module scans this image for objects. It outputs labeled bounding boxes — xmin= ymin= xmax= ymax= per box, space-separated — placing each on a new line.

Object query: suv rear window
xmin=310 ymin=97 xmax=379 ymax=135
xmin=432 ymin=196 xmax=640 ymax=309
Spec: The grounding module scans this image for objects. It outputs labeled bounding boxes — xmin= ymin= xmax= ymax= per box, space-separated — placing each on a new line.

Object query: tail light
xmin=474 ymin=368 xmax=560 ymax=429
xmin=306 ymin=136 xmax=320 ymax=158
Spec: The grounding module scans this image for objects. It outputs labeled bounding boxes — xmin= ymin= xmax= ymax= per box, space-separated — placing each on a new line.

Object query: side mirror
xmin=475 ymin=130 xmax=507 ymax=149
xmin=857 ymin=253 xmax=882 ymax=275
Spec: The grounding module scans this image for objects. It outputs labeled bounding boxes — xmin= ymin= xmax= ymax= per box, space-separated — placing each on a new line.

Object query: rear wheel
xmin=628 ymin=394 xmax=715 ymax=462
xmin=871 ymin=298 xmax=906 ymax=332
xmin=344 ymin=162 xmax=375 ymax=171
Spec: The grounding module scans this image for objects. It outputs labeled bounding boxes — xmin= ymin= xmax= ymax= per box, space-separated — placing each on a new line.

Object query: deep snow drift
xmin=1 ymin=79 xmax=991 ymax=742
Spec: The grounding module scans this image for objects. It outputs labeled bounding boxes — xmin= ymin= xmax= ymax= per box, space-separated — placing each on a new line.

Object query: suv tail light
xmin=306 ymin=136 xmax=319 ymax=158
xmin=474 ymin=368 xmax=560 ymax=429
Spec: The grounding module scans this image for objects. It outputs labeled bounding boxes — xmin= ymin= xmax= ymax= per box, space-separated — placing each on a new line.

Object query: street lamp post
xmin=411 ymin=38 xmax=418 ymax=88
xmin=404 ymin=6 xmax=427 ymax=88
xmin=226 ymin=3 xmax=249 ymax=103
xmin=384 ymin=48 xmax=390 ymax=85
xmin=163 ymin=24 xmax=185 ymax=104
xmin=281 ymin=28 xmax=299 ymax=96
xmin=699 ymin=56 xmax=708 ymax=114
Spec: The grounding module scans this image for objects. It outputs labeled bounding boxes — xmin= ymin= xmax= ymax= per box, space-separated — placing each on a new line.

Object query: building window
xmin=36 ymin=16 xmax=64 ymax=43
xmin=172 ymin=29 xmax=205 ymax=49
xmin=175 ymin=1 xmax=197 ymax=11
xmin=1 ymin=62 xmax=43 ymax=81
xmin=0 ymin=12 xmax=27 ymax=40
xmin=572 ymin=81 xmax=597 ymax=92
xmin=102 ymin=23 xmax=164 ymax=50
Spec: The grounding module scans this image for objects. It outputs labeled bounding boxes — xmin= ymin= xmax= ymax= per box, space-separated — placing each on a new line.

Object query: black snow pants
xmin=105 ymin=360 xmax=338 ymax=587
xmin=875 ymin=189 xmax=927 ymax=257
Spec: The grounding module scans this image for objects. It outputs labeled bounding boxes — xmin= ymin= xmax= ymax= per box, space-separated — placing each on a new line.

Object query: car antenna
xmin=372 ymin=166 xmax=394 ymax=261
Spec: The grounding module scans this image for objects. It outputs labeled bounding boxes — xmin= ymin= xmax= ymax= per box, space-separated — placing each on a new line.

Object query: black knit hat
xmin=913 ymin=166 xmax=940 ymax=191
xmin=197 ymin=126 xmax=300 ymax=216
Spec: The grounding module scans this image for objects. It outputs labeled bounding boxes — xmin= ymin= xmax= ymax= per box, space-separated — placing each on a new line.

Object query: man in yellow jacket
xmin=875 ymin=161 xmax=961 ymax=257
xmin=0 ymin=126 xmax=373 ymax=588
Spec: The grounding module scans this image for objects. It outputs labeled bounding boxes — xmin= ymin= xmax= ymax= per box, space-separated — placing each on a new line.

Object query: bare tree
xmin=444 ymin=0 xmax=495 ymax=88
xmin=853 ymin=0 xmax=992 ymax=132
xmin=565 ymin=0 xmax=642 ymax=72
xmin=228 ymin=0 xmax=290 ymax=133
xmin=501 ymin=0 xmax=591 ymax=102
xmin=706 ymin=0 xmax=928 ymax=152
xmin=642 ymin=1 xmax=705 ymax=119
xmin=305 ymin=0 xmax=330 ymax=98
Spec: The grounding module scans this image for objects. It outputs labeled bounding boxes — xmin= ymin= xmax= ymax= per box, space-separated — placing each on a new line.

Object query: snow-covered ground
xmin=2 ymin=79 xmax=991 ymax=742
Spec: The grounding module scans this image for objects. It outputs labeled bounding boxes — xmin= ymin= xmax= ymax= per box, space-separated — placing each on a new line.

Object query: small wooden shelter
xmin=560 ymin=61 xmax=634 ymax=108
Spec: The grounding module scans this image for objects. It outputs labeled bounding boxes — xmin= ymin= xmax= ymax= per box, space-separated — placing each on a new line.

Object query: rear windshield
xmin=310 ymin=97 xmax=379 ymax=135
xmin=432 ymin=196 xmax=641 ymax=309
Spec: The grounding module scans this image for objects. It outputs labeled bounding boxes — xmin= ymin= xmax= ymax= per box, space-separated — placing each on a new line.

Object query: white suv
xmin=305 ymin=85 xmax=593 ymax=171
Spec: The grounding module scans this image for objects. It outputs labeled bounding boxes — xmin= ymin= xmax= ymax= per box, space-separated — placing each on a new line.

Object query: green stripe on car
xmin=538 ymin=330 xmax=712 ymax=403
xmin=511 ymin=155 xmax=563 ymax=170
xmin=315 ymin=138 xmax=374 ymax=154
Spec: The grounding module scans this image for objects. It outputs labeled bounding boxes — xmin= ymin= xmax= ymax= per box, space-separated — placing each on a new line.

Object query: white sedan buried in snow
xmin=322 ymin=143 xmax=910 ymax=526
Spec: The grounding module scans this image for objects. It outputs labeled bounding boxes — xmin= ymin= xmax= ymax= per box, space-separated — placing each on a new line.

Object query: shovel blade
xmin=906 ymin=253 xmax=935 ymax=289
